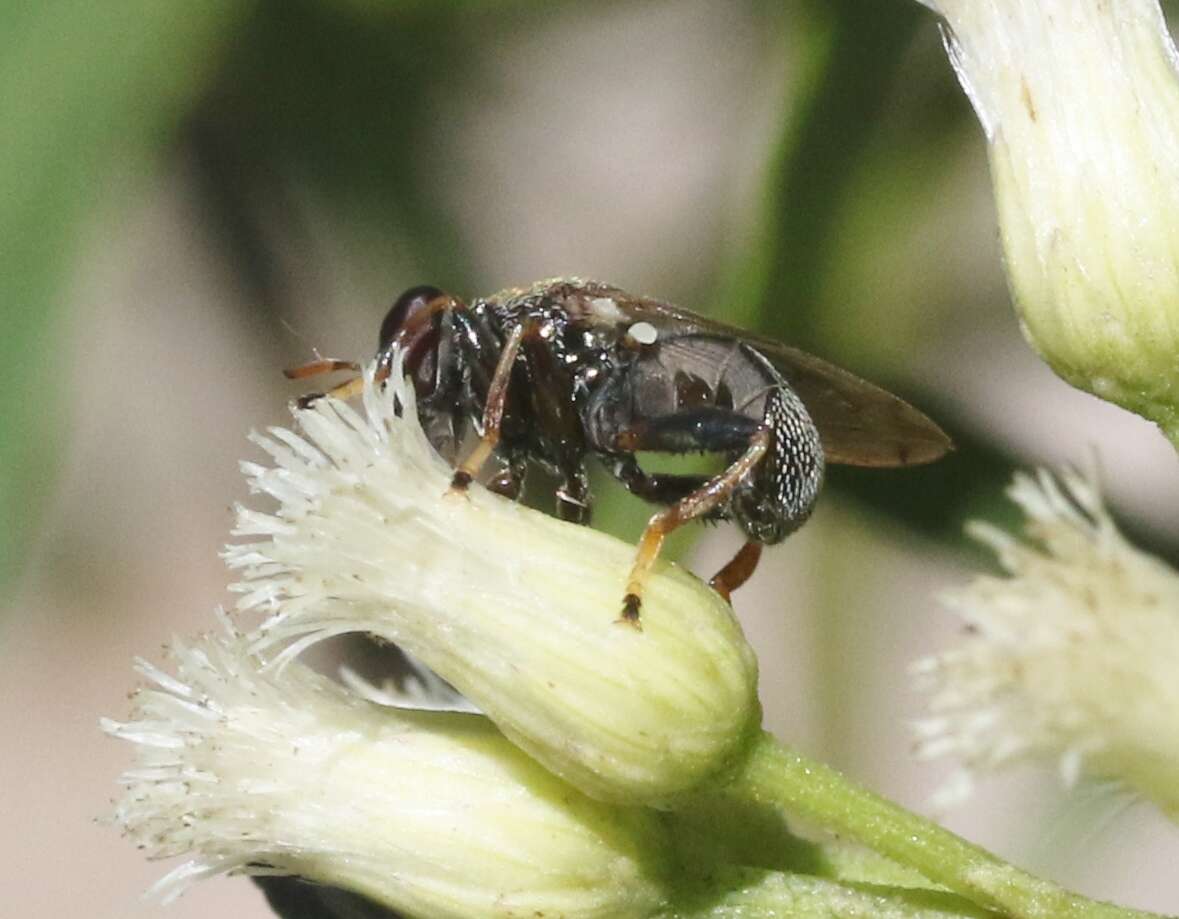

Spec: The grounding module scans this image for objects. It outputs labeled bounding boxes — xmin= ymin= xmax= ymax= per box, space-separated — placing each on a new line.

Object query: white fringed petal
xmin=913 ymin=469 xmax=1179 ymax=816
xmin=104 ymin=617 xmax=673 ymax=918
xmin=225 ymin=355 xmax=759 ymax=805
xmin=923 ymin=0 xmax=1179 ymax=438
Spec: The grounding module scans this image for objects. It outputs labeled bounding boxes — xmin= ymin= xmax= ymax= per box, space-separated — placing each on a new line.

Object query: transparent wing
xmin=738 ymin=334 xmax=952 ymax=467
xmin=586 ymin=290 xmax=952 ymax=468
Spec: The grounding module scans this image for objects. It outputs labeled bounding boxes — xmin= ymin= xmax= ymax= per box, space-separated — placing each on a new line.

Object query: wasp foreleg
xmin=283 ymin=358 xmax=362 ymax=380
xmin=486 ymin=454 xmax=528 ymax=501
xmin=284 ymin=359 xmax=367 ymax=409
xmin=450 ymin=322 xmax=528 ymax=492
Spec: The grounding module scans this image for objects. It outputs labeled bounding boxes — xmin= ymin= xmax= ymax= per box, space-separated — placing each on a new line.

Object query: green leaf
xmin=0 ymin=1 xmax=248 ymax=593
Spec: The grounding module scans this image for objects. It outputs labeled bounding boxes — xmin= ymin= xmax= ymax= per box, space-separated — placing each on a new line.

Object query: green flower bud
xmin=226 ymin=359 xmax=759 ymax=805
xmin=103 ymin=621 xmax=674 ymax=918
xmin=924 ymin=0 xmax=1179 ymax=441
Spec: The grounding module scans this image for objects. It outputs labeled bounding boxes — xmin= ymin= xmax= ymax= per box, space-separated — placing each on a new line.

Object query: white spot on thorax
xmin=589 ymin=297 xmax=625 ymax=321
xmin=628 ymin=321 xmax=658 ymax=345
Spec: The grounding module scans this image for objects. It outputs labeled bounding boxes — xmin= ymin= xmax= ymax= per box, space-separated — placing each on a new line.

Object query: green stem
xmin=664 ymin=866 xmax=998 ymax=919
xmin=719 ymin=732 xmax=1166 ymax=919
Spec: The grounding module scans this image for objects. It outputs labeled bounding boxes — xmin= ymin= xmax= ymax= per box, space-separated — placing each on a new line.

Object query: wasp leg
xmin=487 ymin=468 xmax=522 ymax=499
xmin=295 ymin=376 xmax=369 ymax=410
xmin=486 ymin=454 xmax=528 ymax=501
xmin=450 ymin=322 xmax=528 ymax=491
xmin=620 ymin=428 xmax=771 ymax=626
xmin=708 ymin=540 xmax=763 ymax=602
xmin=517 ymin=330 xmax=590 ymax=523
xmin=608 ymin=457 xmax=712 ymax=506
xmin=283 ymin=359 xmax=366 ymax=409
xmin=294 ymin=364 xmax=396 ymax=410
xmin=284 ymin=358 xmax=362 ymax=380
xmin=555 ymin=467 xmax=591 ymax=523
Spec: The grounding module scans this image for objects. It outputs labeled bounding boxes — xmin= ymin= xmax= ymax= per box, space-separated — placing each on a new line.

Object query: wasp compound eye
xmin=379 ymin=285 xmax=447 ymax=351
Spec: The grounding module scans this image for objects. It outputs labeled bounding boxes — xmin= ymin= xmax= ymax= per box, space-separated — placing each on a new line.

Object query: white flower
xmin=102 ymin=616 xmax=674 ymax=918
xmin=101 ymin=623 xmax=994 ymax=918
xmin=225 ymin=355 xmax=759 ymax=805
xmin=921 ymin=0 xmax=1179 ymax=442
xmin=912 ymin=468 xmax=1179 ymax=816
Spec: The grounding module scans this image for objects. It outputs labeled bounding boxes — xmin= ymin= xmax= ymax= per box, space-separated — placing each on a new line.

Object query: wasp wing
xmin=573 ymin=286 xmax=952 ymax=468
xmin=736 ymin=334 xmax=952 ymax=467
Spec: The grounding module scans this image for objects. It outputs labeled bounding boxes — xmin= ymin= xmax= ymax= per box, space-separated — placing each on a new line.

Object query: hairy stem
xmin=716 ymin=732 xmax=1162 ymax=919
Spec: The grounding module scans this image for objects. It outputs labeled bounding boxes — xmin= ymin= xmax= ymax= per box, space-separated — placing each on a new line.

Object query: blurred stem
xmin=714 ymin=2 xmax=836 ymax=329
xmin=720 ymin=0 xmax=941 ymax=763
xmin=186 ymin=1 xmax=484 ymax=331
xmin=718 ymin=732 xmax=1161 ymax=919
xmin=730 ymin=2 xmax=1179 ymax=567
xmin=715 ymin=2 xmax=1024 ymax=550
xmin=718 ymin=0 xmax=925 ymax=332
xmin=0 ymin=1 xmax=246 ymax=595
xmin=721 ymin=2 xmax=1179 ymax=563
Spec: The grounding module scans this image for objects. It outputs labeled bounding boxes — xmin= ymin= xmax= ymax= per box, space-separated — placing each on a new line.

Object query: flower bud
xmin=103 ymin=621 xmax=674 ymax=918
xmin=924 ymin=0 xmax=1179 ymax=441
xmin=226 ymin=358 xmax=760 ymax=805
xmin=912 ymin=469 xmax=1179 ymax=817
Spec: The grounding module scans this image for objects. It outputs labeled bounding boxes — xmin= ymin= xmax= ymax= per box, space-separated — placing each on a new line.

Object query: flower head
xmin=923 ymin=0 xmax=1179 ymax=442
xmin=225 ymin=356 xmax=760 ymax=805
xmin=912 ymin=468 xmax=1179 ymax=816
xmin=102 ymin=616 xmax=674 ymax=918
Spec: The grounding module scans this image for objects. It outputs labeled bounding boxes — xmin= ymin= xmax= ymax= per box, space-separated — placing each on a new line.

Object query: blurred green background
xmin=3 ymin=1 xmax=1178 ymax=916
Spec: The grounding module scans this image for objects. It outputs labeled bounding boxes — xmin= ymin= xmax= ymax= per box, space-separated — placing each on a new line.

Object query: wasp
xmin=286 ymin=278 xmax=951 ymax=624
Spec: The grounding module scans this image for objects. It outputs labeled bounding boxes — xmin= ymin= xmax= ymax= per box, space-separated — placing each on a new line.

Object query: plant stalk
xmin=717 ymin=732 xmax=1165 ymax=919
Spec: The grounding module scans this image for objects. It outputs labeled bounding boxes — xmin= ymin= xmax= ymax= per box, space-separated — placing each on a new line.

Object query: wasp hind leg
xmin=619 ymin=427 xmax=771 ymax=627
xmin=708 ymin=540 xmax=763 ymax=602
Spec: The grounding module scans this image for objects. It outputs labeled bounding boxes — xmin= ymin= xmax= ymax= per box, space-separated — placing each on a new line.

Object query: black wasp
xmin=287 ymin=278 xmax=951 ymax=624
